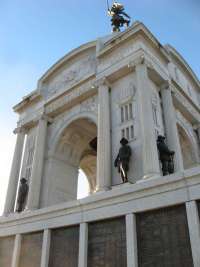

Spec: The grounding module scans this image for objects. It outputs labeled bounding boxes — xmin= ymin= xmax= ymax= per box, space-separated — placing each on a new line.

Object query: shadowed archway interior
xmin=55 ymin=118 xmax=97 ymax=201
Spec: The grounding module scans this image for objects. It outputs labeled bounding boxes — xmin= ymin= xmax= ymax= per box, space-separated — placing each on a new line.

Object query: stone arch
xmin=50 ymin=111 xmax=97 ymax=155
xmin=46 ymin=112 xmax=98 ymax=205
xmin=177 ymin=123 xmax=199 ymax=169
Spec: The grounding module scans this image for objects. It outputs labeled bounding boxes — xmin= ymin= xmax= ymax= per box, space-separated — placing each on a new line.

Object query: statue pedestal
xmin=112 ymin=181 xmax=133 ymax=190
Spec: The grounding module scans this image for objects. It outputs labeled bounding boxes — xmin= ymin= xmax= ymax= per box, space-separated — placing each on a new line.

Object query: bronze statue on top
xmin=157 ymin=135 xmax=175 ymax=176
xmin=108 ymin=2 xmax=131 ymax=32
xmin=115 ymin=138 xmax=132 ymax=183
xmin=16 ymin=178 xmax=29 ymax=212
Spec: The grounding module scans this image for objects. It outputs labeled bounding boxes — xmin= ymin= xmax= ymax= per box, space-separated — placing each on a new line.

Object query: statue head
xmin=157 ymin=135 xmax=165 ymax=142
xmin=120 ymin=137 xmax=129 ymax=146
xmin=20 ymin=178 xmax=27 ymax=184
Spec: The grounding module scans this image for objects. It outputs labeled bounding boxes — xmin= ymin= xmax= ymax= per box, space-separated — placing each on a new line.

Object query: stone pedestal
xmin=4 ymin=128 xmax=25 ymax=215
xmin=27 ymin=117 xmax=48 ymax=210
xmin=96 ymin=78 xmax=111 ymax=191
xmin=135 ymin=61 xmax=160 ymax=179
xmin=160 ymin=83 xmax=184 ymax=172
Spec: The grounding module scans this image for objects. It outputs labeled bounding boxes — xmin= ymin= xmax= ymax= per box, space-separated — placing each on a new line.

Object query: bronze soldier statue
xmin=157 ymin=135 xmax=175 ymax=176
xmin=16 ymin=178 xmax=28 ymax=212
xmin=108 ymin=2 xmax=131 ymax=32
xmin=114 ymin=138 xmax=132 ymax=183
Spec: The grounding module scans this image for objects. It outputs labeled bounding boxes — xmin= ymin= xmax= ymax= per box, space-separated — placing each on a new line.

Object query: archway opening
xmin=177 ymin=124 xmax=197 ymax=169
xmin=77 ymin=170 xmax=89 ymax=199
xmin=55 ymin=118 xmax=97 ymax=202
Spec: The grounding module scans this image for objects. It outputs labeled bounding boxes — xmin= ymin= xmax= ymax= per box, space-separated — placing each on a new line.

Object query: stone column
xmin=4 ymin=128 xmax=25 ymax=215
xmin=160 ymin=83 xmax=184 ymax=172
xmin=11 ymin=234 xmax=22 ymax=267
xmin=78 ymin=223 xmax=88 ymax=267
xmin=126 ymin=214 xmax=138 ymax=267
xmin=26 ymin=116 xmax=48 ymax=210
xmin=135 ymin=58 xmax=160 ymax=178
xmin=96 ymin=78 xmax=111 ymax=191
xmin=186 ymin=201 xmax=200 ymax=267
xmin=41 ymin=229 xmax=51 ymax=267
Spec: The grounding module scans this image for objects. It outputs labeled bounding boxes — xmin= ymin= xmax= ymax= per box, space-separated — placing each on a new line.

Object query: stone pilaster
xmin=126 ymin=214 xmax=138 ymax=267
xmin=4 ymin=128 xmax=26 ymax=215
xmin=186 ymin=201 xmax=200 ymax=267
xmin=26 ymin=116 xmax=48 ymax=210
xmin=135 ymin=58 xmax=160 ymax=178
xmin=41 ymin=229 xmax=51 ymax=267
xmin=78 ymin=223 xmax=88 ymax=267
xmin=96 ymin=78 xmax=111 ymax=190
xmin=11 ymin=234 xmax=21 ymax=267
xmin=160 ymin=83 xmax=184 ymax=172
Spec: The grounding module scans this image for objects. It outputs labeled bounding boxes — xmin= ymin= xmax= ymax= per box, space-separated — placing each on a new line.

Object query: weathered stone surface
xmin=0 ymin=236 xmax=14 ymax=267
xmin=49 ymin=226 xmax=79 ymax=267
xmin=19 ymin=232 xmax=43 ymax=267
xmin=88 ymin=217 xmax=127 ymax=267
xmin=136 ymin=205 xmax=194 ymax=267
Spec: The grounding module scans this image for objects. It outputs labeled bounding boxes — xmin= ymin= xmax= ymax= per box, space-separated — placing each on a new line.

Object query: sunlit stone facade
xmin=1 ymin=22 xmax=200 ymax=267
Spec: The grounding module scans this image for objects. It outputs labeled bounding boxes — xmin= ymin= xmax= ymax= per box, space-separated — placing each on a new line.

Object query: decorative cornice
xmin=172 ymin=86 xmax=200 ymax=122
xmin=13 ymin=91 xmax=42 ymax=113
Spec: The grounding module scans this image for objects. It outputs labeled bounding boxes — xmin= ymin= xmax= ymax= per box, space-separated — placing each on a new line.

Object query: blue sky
xmin=0 ymin=0 xmax=199 ymax=213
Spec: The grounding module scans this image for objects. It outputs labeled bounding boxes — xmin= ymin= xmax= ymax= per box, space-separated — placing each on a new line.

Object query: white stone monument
xmin=1 ymin=21 xmax=200 ymax=267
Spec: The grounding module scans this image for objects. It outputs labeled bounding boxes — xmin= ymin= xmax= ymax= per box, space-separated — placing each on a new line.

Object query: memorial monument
xmin=1 ymin=3 xmax=200 ymax=266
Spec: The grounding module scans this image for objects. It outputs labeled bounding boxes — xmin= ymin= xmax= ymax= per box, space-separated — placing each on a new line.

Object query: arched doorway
xmin=52 ymin=118 xmax=97 ymax=203
xmin=177 ymin=124 xmax=198 ymax=169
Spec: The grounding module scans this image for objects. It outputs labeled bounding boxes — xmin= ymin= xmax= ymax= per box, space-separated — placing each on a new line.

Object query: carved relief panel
xmin=41 ymin=51 xmax=96 ymax=99
xmin=137 ymin=205 xmax=193 ymax=267
xmin=49 ymin=226 xmax=79 ymax=267
xmin=88 ymin=217 xmax=127 ymax=267
xmin=19 ymin=232 xmax=43 ymax=267
xmin=0 ymin=236 xmax=15 ymax=267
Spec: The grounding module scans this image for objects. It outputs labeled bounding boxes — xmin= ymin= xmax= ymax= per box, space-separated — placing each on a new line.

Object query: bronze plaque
xmin=137 ymin=205 xmax=194 ymax=267
xmin=0 ymin=236 xmax=15 ymax=267
xmin=48 ymin=226 xmax=79 ymax=267
xmin=88 ymin=217 xmax=127 ymax=267
xmin=19 ymin=231 xmax=43 ymax=267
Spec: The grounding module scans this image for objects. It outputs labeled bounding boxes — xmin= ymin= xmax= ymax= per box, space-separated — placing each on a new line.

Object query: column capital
xmin=94 ymin=77 xmax=111 ymax=88
xmin=161 ymin=80 xmax=173 ymax=91
xmin=13 ymin=126 xmax=26 ymax=134
xmin=37 ymin=113 xmax=54 ymax=124
xmin=128 ymin=54 xmax=153 ymax=70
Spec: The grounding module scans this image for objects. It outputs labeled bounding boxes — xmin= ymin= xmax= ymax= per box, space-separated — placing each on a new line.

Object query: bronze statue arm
xmin=121 ymin=11 xmax=130 ymax=19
